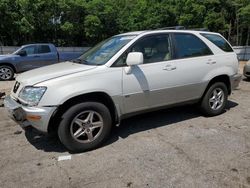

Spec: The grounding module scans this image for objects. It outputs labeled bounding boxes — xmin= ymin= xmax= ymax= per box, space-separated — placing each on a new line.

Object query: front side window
xmin=201 ymin=33 xmax=233 ymax=52
xmin=131 ymin=34 xmax=172 ymax=64
xmin=173 ymin=33 xmax=213 ymax=59
xmin=37 ymin=45 xmax=51 ymax=54
xmin=114 ymin=34 xmax=172 ymax=66
xmin=22 ymin=46 xmax=36 ymax=55
xmin=77 ymin=35 xmax=136 ymax=65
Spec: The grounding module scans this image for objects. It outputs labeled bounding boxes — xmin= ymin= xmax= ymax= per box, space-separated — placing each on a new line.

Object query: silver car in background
xmin=243 ymin=60 xmax=250 ymax=80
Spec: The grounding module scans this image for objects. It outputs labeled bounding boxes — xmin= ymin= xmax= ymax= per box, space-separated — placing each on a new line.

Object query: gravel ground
xmin=0 ymin=64 xmax=250 ymax=188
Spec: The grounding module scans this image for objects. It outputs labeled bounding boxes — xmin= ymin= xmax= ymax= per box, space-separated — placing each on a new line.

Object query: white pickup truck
xmin=4 ymin=29 xmax=241 ymax=152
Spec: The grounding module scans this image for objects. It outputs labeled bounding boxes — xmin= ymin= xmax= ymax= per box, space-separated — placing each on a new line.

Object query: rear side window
xmin=173 ymin=33 xmax=213 ymax=59
xmin=37 ymin=45 xmax=51 ymax=54
xmin=201 ymin=33 xmax=233 ymax=52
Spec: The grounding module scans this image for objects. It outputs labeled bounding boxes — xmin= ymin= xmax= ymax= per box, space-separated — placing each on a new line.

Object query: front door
xmin=122 ymin=34 xmax=177 ymax=113
xmin=17 ymin=45 xmax=41 ymax=71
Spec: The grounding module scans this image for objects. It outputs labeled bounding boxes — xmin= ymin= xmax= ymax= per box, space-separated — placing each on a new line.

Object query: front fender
xmin=0 ymin=61 xmax=18 ymax=72
xmin=36 ymin=67 xmax=123 ymax=107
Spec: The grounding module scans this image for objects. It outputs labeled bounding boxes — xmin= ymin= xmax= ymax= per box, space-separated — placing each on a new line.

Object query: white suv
xmin=4 ymin=30 xmax=241 ymax=152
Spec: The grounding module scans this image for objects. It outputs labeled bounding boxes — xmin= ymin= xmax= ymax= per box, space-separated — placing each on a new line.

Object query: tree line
xmin=0 ymin=0 xmax=249 ymax=46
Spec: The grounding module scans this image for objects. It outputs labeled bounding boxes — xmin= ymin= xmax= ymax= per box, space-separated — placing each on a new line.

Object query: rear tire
xmin=0 ymin=65 xmax=14 ymax=81
xmin=58 ymin=102 xmax=112 ymax=153
xmin=200 ymin=82 xmax=228 ymax=116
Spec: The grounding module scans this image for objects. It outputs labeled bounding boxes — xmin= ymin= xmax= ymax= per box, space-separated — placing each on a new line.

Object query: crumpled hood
xmin=16 ymin=61 xmax=97 ymax=85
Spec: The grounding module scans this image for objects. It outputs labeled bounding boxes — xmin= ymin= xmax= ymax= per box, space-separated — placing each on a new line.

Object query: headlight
xmin=246 ymin=60 xmax=250 ymax=66
xmin=18 ymin=86 xmax=47 ymax=106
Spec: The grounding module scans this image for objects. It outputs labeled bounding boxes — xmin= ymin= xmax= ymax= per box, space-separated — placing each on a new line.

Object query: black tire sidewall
xmin=201 ymin=82 xmax=228 ymax=116
xmin=58 ymin=102 xmax=112 ymax=152
xmin=0 ymin=65 xmax=14 ymax=81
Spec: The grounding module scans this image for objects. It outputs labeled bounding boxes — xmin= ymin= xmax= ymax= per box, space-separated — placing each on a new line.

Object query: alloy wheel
xmin=0 ymin=67 xmax=12 ymax=80
xmin=209 ymin=88 xmax=225 ymax=110
xmin=70 ymin=110 xmax=104 ymax=143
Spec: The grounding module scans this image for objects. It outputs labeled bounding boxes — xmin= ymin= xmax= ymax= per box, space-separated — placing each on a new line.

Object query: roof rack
xmin=156 ymin=26 xmax=186 ymax=30
xmin=156 ymin=26 xmax=209 ymax=32
xmin=190 ymin=28 xmax=210 ymax=31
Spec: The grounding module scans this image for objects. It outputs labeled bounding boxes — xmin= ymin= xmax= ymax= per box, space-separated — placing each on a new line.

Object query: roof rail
xmin=156 ymin=26 xmax=209 ymax=32
xmin=156 ymin=26 xmax=186 ymax=30
xmin=190 ymin=28 xmax=210 ymax=31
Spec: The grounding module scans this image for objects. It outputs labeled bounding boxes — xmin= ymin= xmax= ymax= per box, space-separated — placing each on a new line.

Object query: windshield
xmin=13 ymin=47 xmax=23 ymax=55
xmin=76 ymin=35 xmax=136 ymax=65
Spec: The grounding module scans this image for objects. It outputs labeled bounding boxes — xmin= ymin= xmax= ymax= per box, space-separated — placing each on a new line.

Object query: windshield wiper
xmin=71 ymin=58 xmax=90 ymax=64
xmin=71 ymin=58 xmax=104 ymax=66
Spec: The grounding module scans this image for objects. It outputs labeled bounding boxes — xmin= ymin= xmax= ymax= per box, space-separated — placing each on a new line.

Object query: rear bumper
xmin=230 ymin=73 xmax=242 ymax=90
xmin=4 ymin=95 xmax=57 ymax=133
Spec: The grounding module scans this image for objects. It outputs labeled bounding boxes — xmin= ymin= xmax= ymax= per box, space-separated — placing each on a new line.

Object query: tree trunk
xmin=236 ymin=15 xmax=239 ymax=46
xmin=246 ymin=26 xmax=250 ymax=46
xmin=228 ymin=20 xmax=232 ymax=42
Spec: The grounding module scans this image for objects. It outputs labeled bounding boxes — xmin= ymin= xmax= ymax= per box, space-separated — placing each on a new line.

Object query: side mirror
xmin=126 ymin=52 xmax=143 ymax=66
xmin=17 ymin=50 xmax=27 ymax=56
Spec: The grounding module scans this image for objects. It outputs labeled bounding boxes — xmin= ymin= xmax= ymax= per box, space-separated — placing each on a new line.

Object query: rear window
xmin=201 ymin=33 xmax=233 ymax=52
xmin=37 ymin=45 xmax=51 ymax=53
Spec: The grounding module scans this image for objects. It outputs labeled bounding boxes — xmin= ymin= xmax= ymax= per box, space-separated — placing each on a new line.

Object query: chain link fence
xmin=233 ymin=46 xmax=250 ymax=61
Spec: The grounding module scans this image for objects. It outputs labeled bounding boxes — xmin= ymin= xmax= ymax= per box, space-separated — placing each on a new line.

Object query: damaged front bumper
xmin=4 ymin=95 xmax=57 ymax=133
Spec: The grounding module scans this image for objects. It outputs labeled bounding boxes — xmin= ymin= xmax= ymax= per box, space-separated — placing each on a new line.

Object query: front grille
xmin=13 ymin=81 xmax=20 ymax=93
xmin=246 ymin=72 xmax=250 ymax=76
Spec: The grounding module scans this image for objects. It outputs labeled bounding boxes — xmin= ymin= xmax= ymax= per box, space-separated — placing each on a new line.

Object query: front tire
xmin=200 ymin=82 xmax=228 ymax=116
xmin=58 ymin=102 xmax=112 ymax=153
xmin=0 ymin=65 xmax=14 ymax=81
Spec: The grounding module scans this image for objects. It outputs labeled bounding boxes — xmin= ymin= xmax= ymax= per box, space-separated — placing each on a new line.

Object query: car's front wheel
xmin=0 ymin=65 xmax=14 ymax=81
xmin=200 ymin=82 xmax=228 ymax=116
xmin=58 ymin=102 xmax=112 ymax=152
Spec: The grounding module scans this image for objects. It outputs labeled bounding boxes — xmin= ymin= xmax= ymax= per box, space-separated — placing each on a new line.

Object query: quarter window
xmin=201 ymin=33 xmax=233 ymax=52
xmin=173 ymin=33 xmax=213 ymax=59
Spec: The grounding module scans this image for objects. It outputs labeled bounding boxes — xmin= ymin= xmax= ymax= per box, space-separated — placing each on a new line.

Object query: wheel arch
xmin=47 ymin=91 xmax=119 ymax=134
xmin=202 ymin=74 xmax=231 ymax=100
xmin=0 ymin=63 xmax=17 ymax=73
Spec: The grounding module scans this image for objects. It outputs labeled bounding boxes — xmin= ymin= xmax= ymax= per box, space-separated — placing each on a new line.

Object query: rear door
xmin=168 ymin=33 xmax=215 ymax=102
xmin=36 ymin=45 xmax=58 ymax=67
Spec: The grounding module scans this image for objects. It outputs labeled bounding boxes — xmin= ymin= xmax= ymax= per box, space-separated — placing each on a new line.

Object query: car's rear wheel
xmin=200 ymin=82 xmax=228 ymax=116
xmin=58 ymin=102 xmax=112 ymax=153
xmin=0 ymin=65 xmax=14 ymax=81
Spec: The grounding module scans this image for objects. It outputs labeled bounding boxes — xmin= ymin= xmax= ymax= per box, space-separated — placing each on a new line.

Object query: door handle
xmin=163 ymin=65 xmax=176 ymax=71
